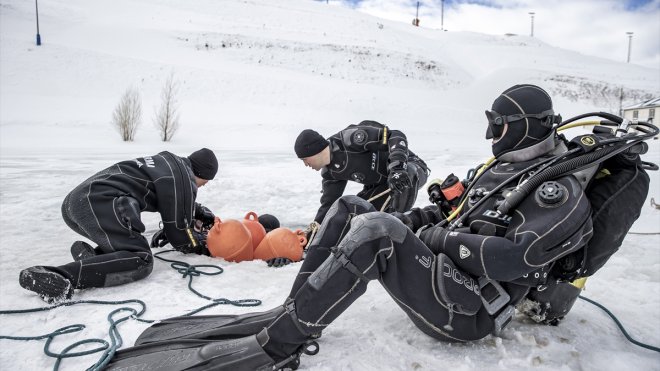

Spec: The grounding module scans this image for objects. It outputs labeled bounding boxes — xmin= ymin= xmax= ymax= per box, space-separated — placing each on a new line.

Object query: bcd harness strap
xmin=333 ymin=251 xmax=370 ymax=282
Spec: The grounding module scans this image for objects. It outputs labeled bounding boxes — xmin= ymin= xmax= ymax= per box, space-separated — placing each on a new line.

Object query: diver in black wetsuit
xmin=19 ymin=149 xmax=218 ymax=303
xmin=294 ymin=120 xmax=429 ymax=224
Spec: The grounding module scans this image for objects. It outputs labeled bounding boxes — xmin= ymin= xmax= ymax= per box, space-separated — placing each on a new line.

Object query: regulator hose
xmin=497 ymin=140 xmax=642 ymax=215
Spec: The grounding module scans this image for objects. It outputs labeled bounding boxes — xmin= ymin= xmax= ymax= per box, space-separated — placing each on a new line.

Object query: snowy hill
xmin=1 ymin=0 xmax=658 ymax=153
xmin=1 ymin=0 xmax=659 ymax=370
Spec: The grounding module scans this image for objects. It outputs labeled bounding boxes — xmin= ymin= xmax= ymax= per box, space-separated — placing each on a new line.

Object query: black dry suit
xmin=53 ymin=151 xmax=202 ymax=289
xmin=315 ymin=120 xmax=429 ymax=223
xmin=257 ymin=146 xmax=596 ymax=361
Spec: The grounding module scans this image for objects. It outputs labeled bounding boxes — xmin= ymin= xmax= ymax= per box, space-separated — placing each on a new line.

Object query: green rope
xmin=153 ymin=250 xmax=261 ymax=309
xmin=0 ymin=250 xmax=262 ymax=370
xmin=579 ymin=295 xmax=660 ymax=353
xmin=0 ymin=299 xmax=147 ymax=371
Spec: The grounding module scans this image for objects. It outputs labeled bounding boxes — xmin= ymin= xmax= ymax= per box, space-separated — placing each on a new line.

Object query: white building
xmin=622 ymin=97 xmax=659 ymax=123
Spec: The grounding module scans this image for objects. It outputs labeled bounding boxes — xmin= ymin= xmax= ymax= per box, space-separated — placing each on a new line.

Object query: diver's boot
xmin=70 ymin=240 xmax=98 ymax=261
xmin=19 ymin=266 xmax=74 ymax=303
xmin=257 ymin=298 xmax=322 ymax=369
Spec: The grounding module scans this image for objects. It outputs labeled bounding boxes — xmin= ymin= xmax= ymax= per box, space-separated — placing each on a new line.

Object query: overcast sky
xmin=326 ymin=0 xmax=660 ymax=69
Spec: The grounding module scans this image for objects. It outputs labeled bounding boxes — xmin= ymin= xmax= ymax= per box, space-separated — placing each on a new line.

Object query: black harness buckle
xmin=478 ymin=277 xmax=510 ymax=315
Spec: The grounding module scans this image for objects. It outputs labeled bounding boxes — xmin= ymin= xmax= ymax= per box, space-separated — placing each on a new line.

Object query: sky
xmin=327 ymin=0 xmax=660 ymax=69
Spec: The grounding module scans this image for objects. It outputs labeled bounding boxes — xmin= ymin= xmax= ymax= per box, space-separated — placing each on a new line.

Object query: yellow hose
xmin=557 ymin=120 xmax=600 ymax=132
xmin=445 ymin=156 xmax=496 ymax=222
xmin=571 ymin=277 xmax=588 ymax=289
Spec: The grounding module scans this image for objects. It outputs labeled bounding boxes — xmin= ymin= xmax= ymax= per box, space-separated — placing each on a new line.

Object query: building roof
xmin=622 ymin=97 xmax=660 ymax=110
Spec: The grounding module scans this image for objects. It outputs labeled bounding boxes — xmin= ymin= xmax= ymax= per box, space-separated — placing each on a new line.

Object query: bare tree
xmin=154 ymin=74 xmax=180 ymax=141
xmin=112 ymin=87 xmax=142 ymax=141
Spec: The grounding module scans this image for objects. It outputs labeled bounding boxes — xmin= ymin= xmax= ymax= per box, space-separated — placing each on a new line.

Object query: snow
xmin=1 ymin=0 xmax=659 ymax=370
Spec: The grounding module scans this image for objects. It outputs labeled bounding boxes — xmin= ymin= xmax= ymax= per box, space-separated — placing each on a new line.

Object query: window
xmin=649 ymin=108 xmax=655 ymax=119
xmin=633 ymin=110 xmax=639 ymax=119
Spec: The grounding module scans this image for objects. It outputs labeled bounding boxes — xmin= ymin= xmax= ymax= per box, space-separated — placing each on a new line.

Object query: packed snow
xmin=1 ymin=0 xmax=659 ymax=370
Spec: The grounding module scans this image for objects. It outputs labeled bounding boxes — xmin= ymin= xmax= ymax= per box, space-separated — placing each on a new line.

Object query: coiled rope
xmin=0 ymin=250 xmax=261 ymax=370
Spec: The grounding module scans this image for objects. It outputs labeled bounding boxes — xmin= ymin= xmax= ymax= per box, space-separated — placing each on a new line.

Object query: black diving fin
xmin=135 ymin=306 xmax=284 ymax=345
xmin=104 ymin=334 xmax=280 ymax=371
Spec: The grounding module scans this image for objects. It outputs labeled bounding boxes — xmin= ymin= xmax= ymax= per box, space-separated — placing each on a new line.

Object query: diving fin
xmin=104 ymin=335 xmax=279 ymax=371
xmin=135 ymin=306 xmax=284 ymax=345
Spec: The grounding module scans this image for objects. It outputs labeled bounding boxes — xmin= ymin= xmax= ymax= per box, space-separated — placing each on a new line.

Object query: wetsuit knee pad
xmin=343 ymin=212 xmax=408 ymax=246
xmin=336 ymin=195 xmax=375 ymax=213
xmin=314 ymin=196 xmax=376 ymax=245
xmin=307 ymin=212 xmax=408 ymax=289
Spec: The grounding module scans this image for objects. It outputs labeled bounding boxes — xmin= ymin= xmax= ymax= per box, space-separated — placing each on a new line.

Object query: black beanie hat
xmin=490 ymin=84 xmax=555 ymax=160
xmin=258 ymin=214 xmax=280 ymax=233
xmin=294 ymin=129 xmax=329 ymax=158
xmin=188 ymin=148 xmax=218 ymax=180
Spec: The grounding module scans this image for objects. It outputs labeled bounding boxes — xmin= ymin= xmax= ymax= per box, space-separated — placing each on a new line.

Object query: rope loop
xmin=1 ymin=250 xmax=261 ymax=370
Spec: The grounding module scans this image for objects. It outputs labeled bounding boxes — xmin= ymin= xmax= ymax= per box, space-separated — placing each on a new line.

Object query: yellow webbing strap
xmin=571 ymin=277 xmax=588 ymax=289
xmin=186 ymin=227 xmax=198 ymax=247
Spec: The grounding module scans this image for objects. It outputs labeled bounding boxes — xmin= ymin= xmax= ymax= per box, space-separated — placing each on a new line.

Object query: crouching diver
xmin=104 ymin=85 xmax=657 ymax=370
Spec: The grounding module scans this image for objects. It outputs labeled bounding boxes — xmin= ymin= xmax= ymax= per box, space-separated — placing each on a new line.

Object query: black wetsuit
xmin=263 ymin=155 xmax=593 ymax=356
xmin=314 ymin=120 xmax=429 ymax=224
xmin=51 ymin=151 xmax=203 ymax=289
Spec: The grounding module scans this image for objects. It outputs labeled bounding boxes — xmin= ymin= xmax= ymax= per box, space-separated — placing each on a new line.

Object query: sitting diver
xmin=105 ymin=84 xmax=653 ymax=370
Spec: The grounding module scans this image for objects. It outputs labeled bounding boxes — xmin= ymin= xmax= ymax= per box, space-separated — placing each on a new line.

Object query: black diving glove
xmin=194 ymin=203 xmax=215 ymax=229
xmin=267 ymin=257 xmax=293 ymax=267
xmin=151 ymin=229 xmax=169 ymax=248
xmin=387 ymin=166 xmax=412 ymax=194
xmin=177 ymin=230 xmax=210 ymax=255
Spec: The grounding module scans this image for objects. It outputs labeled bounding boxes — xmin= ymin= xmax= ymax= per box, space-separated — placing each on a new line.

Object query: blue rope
xmin=0 ymin=250 xmax=262 ymax=370
xmin=579 ymin=295 xmax=660 ymax=353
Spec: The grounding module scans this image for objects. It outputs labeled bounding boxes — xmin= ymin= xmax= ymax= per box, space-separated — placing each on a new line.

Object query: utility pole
xmin=620 ymin=32 xmax=634 ymax=116
xmin=413 ymin=1 xmax=420 ymax=27
xmin=35 ymin=0 xmax=41 ymax=45
xmin=441 ymin=0 xmax=445 ymax=31
xmin=528 ymin=12 xmax=535 ymax=37
xmin=626 ymin=31 xmax=634 ymax=63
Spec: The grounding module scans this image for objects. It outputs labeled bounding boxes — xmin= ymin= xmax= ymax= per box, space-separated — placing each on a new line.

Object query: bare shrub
xmin=154 ymin=74 xmax=180 ymax=141
xmin=112 ymin=87 xmax=142 ymax=141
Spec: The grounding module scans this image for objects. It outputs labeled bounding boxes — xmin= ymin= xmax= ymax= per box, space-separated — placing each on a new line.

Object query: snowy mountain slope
xmin=2 ymin=0 xmax=658 ymax=153
xmin=1 ymin=0 xmax=659 ymax=370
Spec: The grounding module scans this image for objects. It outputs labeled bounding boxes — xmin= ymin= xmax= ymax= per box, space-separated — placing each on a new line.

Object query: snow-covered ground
xmin=1 ymin=0 xmax=659 ymax=370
